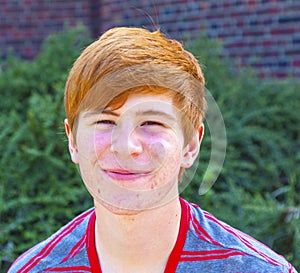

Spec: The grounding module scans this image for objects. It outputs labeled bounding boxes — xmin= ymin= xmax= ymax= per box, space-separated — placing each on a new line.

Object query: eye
xmin=141 ymin=121 xmax=164 ymax=127
xmin=96 ymin=120 xmax=116 ymax=125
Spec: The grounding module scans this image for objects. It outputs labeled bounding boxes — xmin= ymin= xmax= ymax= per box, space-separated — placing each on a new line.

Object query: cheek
xmin=147 ymin=133 xmax=182 ymax=166
xmin=94 ymin=131 xmax=112 ymax=155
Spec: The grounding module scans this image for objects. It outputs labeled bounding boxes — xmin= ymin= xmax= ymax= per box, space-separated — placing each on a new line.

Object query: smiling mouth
xmin=104 ymin=169 xmax=150 ymax=181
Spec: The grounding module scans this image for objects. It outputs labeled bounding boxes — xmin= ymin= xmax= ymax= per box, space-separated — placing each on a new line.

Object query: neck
xmin=94 ymin=197 xmax=182 ymax=273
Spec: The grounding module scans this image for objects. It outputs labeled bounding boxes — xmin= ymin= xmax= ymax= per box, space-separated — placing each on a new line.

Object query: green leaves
xmin=0 ymin=26 xmax=92 ymax=272
xmin=183 ymin=36 xmax=300 ymax=269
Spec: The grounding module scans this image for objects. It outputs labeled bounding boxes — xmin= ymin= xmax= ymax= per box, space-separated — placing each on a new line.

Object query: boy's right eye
xmin=96 ymin=120 xmax=116 ymax=125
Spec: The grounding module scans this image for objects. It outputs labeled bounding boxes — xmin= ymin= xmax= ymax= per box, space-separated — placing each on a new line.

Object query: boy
xmin=9 ymin=27 xmax=297 ymax=272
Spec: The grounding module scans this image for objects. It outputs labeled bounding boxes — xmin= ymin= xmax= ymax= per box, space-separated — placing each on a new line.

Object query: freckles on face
xmin=147 ymin=136 xmax=179 ymax=168
xmin=94 ymin=131 xmax=111 ymax=158
xmin=146 ymin=131 xmax=183 ymax=182
xmin=74 ymin=93 xmax=191 ymax=211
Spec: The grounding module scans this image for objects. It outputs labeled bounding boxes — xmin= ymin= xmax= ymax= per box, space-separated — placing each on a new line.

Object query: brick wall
xmin=1 ymin=0 xmax=299 ymax=78
xmin=99 ymin=0 xmax=300 ymax=78
xmin=0 ymin=0 xmax=97 ymax=59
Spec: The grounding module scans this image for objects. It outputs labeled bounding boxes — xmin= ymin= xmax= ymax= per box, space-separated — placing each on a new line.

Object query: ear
xmin=64 ymin=119 xmax=79 ymax=164
xmin=181 ymin=123 xmax=204 ymax=168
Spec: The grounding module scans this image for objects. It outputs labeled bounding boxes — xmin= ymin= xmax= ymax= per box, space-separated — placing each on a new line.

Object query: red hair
xmin=64 ymin=27 xmax=206 ymax=139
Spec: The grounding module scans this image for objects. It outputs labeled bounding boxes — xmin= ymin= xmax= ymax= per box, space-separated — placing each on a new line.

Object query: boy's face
xmin=65 ymin=93 xmax=201 ymax=214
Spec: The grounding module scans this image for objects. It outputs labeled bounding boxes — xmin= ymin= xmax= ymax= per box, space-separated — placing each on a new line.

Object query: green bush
xmin=183 ymin=37 xmax=300 ymax=269
xmin=0 ymin=26 xmax=93 ymax=272
xmin=0 ymin=27 xmax=299 ymax=271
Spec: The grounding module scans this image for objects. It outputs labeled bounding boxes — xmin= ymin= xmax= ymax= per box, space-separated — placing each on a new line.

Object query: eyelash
xmin=96 ymin=120 xmax=116 ymax=125
xmin=140 ymin=121 xmax=164 ymax=127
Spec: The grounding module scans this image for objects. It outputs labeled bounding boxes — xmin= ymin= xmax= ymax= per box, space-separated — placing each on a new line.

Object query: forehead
xmin=114 ymin=93 xmax=174 ymax=111
xmin=83 ymin=93 xmax=181 ymax=120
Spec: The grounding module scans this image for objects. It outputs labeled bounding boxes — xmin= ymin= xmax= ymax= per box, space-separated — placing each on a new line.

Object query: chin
xmin=95 ymin=197 xmax=151 ymax=216
xmin=89 ymin=173 xmax=180 ymax=214
xmin=94 ymin=188 xmax=179 ymax=216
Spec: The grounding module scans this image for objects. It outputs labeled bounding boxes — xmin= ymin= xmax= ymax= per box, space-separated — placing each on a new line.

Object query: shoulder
xmin=8 ymin=208 xmax=95 ymax=273
xmin=179 ymin=199 xmax=297 ymax=273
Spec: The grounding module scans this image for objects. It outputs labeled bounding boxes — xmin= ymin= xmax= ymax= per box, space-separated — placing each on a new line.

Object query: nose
xmin=110 ymin=124 xmax=143 ymax=157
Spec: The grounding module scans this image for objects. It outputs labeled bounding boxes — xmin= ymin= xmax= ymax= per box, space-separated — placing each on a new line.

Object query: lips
xmin=103 ymin=169 xmax=151 ymax=181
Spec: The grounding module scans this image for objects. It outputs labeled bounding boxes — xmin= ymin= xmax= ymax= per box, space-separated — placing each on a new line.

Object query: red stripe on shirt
xmin=203 ymin=211 xmax=283 ymax=267
xmin=19 ymin=209 xmax=93 ymax=273
xmin=180 ymin=249 xmax=247 ymax=262
xmin=86 ymin=211 xmax=102 ymax=273
xmin=60 ymin=233 xmax=86 ymax=263
xmin=190 ymin=210 xmax=223 ymax=247
xmin=163 ymin=198 xmax=190 ymax=273
xmin=44 ymin=265 xmax=92 ymax=272
xmin=182 ymin=249 xmax=245 ymax=256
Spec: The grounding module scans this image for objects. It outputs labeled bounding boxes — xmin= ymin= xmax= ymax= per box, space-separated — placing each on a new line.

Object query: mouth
xmin=103 ymin=169 xmax=151 ymax=181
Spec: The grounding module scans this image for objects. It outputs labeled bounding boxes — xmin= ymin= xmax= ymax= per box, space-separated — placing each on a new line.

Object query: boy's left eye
xmin=140 ymin=121 xmax=164 ymax=127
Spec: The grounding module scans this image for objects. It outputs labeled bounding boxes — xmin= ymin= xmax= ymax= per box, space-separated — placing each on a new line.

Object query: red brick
xmin=262 ymin=40 xmax=273 ymax=47
xmin=270 ymin=71 xmax=288 ymax=79
xmin=243 ymin=29 xmax=266 ymax=36
xmin=292 ymin=60 xmax=300 ymax=67
xmin=270 ymin=26 xmax=297 ymax=35
xmin=230 ymin=10 xmax=252 ymax=17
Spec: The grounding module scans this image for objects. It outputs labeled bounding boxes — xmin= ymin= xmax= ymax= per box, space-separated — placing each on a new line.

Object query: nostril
xmin=110 ymin=131 xmax=143 ymax=156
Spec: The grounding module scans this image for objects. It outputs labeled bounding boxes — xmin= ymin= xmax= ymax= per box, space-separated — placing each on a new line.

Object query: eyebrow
xmin=136 ymin=110 xmax=177 ymax=122
xmin=82 ymin=109 xmax=119 ymax=118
